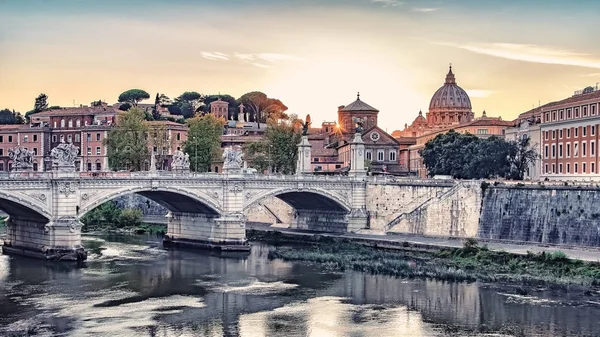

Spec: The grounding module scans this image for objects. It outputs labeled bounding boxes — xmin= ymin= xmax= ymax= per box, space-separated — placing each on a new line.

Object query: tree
xmin=118 ymin=103 xmax=132 ymax=111
xmin=238 ymin=92 xmax=288 ymax=127
xmin=104 ymin=107 xmax=150 ymax=171
xmin=91 ymin=100 xmax=105 ymax=107
xmin=173 ymin=91 xmax=203 ymax=119
xmin=118 ymin=209 xmax=143 ymax=228
xmin=184 ymin=114 xmax=224 ymax=172
xmin=34 ymin=93 xmax=48 ymax=113
xmin=244 ymin=118 xmax=301 ymax=174
xmin=117 ymin=89 xmax=150 ymax=107
xmin=148 ymin=123 xmax=174 ymax=170
xmin=506 ymin=136 xmax=539 ymax=180
xmin=0 ymin=109 xmax=24 ymax=124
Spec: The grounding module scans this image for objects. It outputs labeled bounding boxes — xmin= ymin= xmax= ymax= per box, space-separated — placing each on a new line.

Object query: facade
xmin=540 ymin=86 xmax=600 ymax=181
xmin=394 ymin=66 xmax=513 ymax=177
xmin=504 ymin=105 xmax=545 ymax=180
xmin=309 ymin=94 xmax=404 ymax=174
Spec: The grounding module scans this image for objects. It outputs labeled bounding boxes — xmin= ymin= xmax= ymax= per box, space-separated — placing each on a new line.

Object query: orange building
xmin=540 ymin=85 xmax=600 ymax=180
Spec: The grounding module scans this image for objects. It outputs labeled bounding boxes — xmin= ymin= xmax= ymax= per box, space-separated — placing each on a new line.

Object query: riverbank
xmin=83 ymin=223 xmax=167 ymax=235
xmin=247 ymin=229 xmax=600 ymax=293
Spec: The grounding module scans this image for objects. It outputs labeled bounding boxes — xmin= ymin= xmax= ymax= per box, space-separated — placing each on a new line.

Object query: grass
xmin=249 ymin=230 xmax=600 ymax=291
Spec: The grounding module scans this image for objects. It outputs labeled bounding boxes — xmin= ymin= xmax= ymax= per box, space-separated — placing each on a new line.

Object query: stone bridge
xmin=0 ymin=171 xmax=368 ymax=261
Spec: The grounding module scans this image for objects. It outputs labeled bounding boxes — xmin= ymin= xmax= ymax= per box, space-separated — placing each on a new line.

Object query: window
xmin=53 ymin=121 xmax=57 ymax=128
xmin=584 ymin=106 xmax=588 ymax=117
xmin=567 ymin=128 xmax=571 ymax=138
xmin=33 ymin=163 xmax=38 ymax=171
xmin=575 ymin=127 xmax=579 ymax=137
xmin=545 ymin=113 xmax=549 ymax=122
xmin=560 ymin=110 xmax=564 ymax=120
xmin=559 ymin=163 xmax=563 ymax=173
xmin=545 ymin=131 xmax=549 ymax=140
xmin=583 ymin=142 xmax=587 ymax=156
xmin=593 ymin=126 xmax=596 ymax=136
xmin=552 ymin=130 xmax=556 ymax=139
xmin=23 ymin=135 xmax=28 ymax=142
xmin=477 ymin=129 xmax=489 ymax=135
xmin=551 ymin=144 xmax=556 ymax=158
xmin=366 ymin=150 xmax=372 ymax=161
xmin=559 ymin=130 xmax=563 ymax=139
xmin=575 ymin=108 xmax=580 ymax=118
xmin=593 ymin=162 xmax=596 ymax=173
xmin=567 ymin=143 xmax=571 ymax=157
xmin=87 ymin=162 xmax=92 ymax=171
xmin=75 ymin=134 xmax=80 ymax=142
xmin=574 ymin=143 xmax=579 ymax=157
xmin=377 ymin=150 xmax=384 ymax=161
xmin=567 ymin=109 xmax=572 ymax=119
xmin=96 ymin=147 xmax=101 ymax=155
xmin=87 ymin=133 xmax=91 ymax=141
xmin=583 ymin=162 xmax=587 ymax=173
xmin=593 ymin=105 xmax=597 ymax=116
xmin=0 ymin=136 xmax=3 ymax=143
xmin=583 ymin=126 xmax=587 ymax=137
xmin=389 ymin=151 xmax=396 ymax=162
xmin=544 ymin=164 xmax=549 ymax=174
xmin=52 ymin=135 xmax=57 ymax=142
xmin=0 ymin=163 xmax=3 ymax=171
xmin=8 ymin=136 xmax=12 ymax=142
xmin=592 ymin=141 xmax=596 ymax=157
xmin=552 ymin=164 xmax=556 ymax=173
xmin=76 ymin=120 xmax=81 ymax=127
xmin=559 ymin=144 xmax=563 ymax=158
xmin=33 ymin=135 xmax=38 ymax=142
xmin=68 ymin=120 xmax=73 ymax=128
xmin=575 ymin=163 xmax=579 ymax=173
xmin=33 ymin=148 xmax=37 ymax=155
xmin=544 ymin=145 xmax=549 ymax=159
xmin=552 ymin=112 xmax=556 ymax=120
xmin=96 ymin=162 xmax=101 ymax=171
xmin=177 ymin=133 xmax=181 ymax=141
xmin=87 ymin=147 xmax=92 ymax=155
xmin=96 ymin=133 xmax=101 ymax=141
xmin=567 ymin=163 xmax=571 ymax=173
xmin=61 ymin=119 xmax=65 ymax=128
xmin=0 ymin=149 xmax=3 ymax=156
xmin=68 ymin=135 xmax=72 ymax=143
xmin=60 ymin=135 xmax=64 ymax=143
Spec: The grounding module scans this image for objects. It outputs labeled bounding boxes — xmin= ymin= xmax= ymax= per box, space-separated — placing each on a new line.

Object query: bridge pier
xmin=2 ymin=216 xmax=87 ymax=261
xmin=163 ymin=212 xmax=249 ymax=251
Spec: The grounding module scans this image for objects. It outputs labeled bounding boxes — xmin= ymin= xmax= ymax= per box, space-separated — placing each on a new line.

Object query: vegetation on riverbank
xmin=248 ymin=230 xmax=600 ymax=291
xmin=81 ymin=201 xmax=166 ymax=234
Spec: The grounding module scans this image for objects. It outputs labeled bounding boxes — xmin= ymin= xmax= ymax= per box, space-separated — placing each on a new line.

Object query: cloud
xmin=227 ymin=52 xmax=303 ymax=68
xmin=255 ymin=53 xmax=303 ymax=62
xmin=412 ymin=7 xmax=439 ymax=12
xmin=233 ymin=53 xmax=255 ymax=61
xmin=251 ymin=63 xmax=273 ymax=69
xmin=582 ymin=73 xmax=600 ymax=77
xmin=201 ymin=52 xmax=228 ymax=60
xmin=371 ymin=0 xmax=403 ymax=7
xmin=433 ymin=41 xmax=600 ymax=69
xmin=466 ymin=90 xmax=496 ymax=98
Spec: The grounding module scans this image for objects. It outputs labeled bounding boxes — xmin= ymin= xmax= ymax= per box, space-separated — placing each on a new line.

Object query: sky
xmin=1 ymin=0 xmax=600 ymax=132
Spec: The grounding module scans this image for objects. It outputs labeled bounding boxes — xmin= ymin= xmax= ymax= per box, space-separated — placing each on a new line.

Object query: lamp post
xmin=192 ymin=136 xmax=198 ymax=172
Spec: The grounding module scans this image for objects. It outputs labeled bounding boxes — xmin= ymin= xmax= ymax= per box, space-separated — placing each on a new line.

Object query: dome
xmin=428 ymin=66 xmax=472 ymax=111
xmin=411 ymin=110 xmax=427 ymax=126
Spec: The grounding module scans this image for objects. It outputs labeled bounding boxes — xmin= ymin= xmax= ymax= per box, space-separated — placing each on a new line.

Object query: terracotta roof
xmin=542 ymin=90 xmax=600 ymax=110
xmin=340 ymin=94 xmax=379 ymax=113
xmin=465 ymin=118 xmax=514 ymax=127
xmin=395 ymin=137 xmax=417 ymax=145
xmin=30 ymin=107 xmax=117 ymax=118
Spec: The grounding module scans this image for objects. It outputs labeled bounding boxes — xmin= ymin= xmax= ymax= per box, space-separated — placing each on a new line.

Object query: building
xmin=540 ymin=85 xmax=600 ymax=180
xmin=0 ymin=124 xmax=50 ymax=172
xmin=504 ymin=105 xmax=546 ymax=180
xmin=394 ymin=66 xmax=513 ymax=177
xmin=309 ymin=94 xmax=404 ymax=175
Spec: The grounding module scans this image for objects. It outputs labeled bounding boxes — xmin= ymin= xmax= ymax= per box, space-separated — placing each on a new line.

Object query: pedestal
xmin=349 ymin=133 xmax=367 ymax=177
xmin=296 ymin=136 xmax=312 ymax=175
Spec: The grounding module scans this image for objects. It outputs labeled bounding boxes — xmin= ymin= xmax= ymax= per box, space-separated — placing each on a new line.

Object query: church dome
xmin=429 ymin=66 xmax=472 ymax=111
xmin=411 ymin=110 xmax=427 ymax=126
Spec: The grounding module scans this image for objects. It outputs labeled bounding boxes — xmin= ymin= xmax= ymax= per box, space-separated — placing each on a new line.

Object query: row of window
xmin=545 ymin=141 xmax=597 ymax=159
xmin=0 ymin=135 xmax=39 ymax=143
xmin=545 ymin=162 xmax=596 ymax=174
xmin=545 ymin=125 xmax=596 ymax=140
xmin=365 ymin=149 xmax=397 ymax=162
xmin=544 ymin=103 xmax=599 ymax=123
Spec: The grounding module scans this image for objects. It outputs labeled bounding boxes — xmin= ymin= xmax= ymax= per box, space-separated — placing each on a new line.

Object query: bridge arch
xmin=244 ymin=187 xmax=351 ymax=213
xmin=78 ymin=186 xmax=222 ymax=218
xmin=0 ymin=190 xmax=51 ymax=221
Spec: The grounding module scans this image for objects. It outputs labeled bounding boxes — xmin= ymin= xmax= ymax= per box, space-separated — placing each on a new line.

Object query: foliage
xmin=237 ymin=91 xmax=288 ymax=125
xmin=148 ymin=123 xmax=174 ymax=170
xmin=34 ymin=93 xmax=48 ymax=113
xmin=117 ymin=89 xmax=150 ymax=106
xmin=81 ymin=201 xmax=142 ymax=230
xmin=172 ymin=91 xmax=203 ymax=119
xmin=0 ymin=109 xmax=25 ymax=124
xmin=104 ymin=107 xmax=150 ymax=171
xmin=118 ymin=103 xmax=132 ymax=111
xmin=184 ymin=114 xmax=224 ymax=172
xmin=91 ymin=100 xmax=105 ymax=107
xmin=420 ymin=130 xmax=535 ymax=180
xmin=244 ymin=119 xmax=301 ymax=174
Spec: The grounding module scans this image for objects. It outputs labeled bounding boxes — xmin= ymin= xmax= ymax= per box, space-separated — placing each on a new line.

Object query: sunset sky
xmin=1 ymin=0 xmax=600 ymax=131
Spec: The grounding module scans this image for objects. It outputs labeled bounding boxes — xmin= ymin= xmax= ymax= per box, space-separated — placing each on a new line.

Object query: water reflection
xmin=0 ymin=234 xmax=599 ymax=336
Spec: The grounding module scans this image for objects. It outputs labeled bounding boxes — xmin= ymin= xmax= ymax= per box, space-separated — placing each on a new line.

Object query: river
xmin=1 ymin=234 xmax=599 ymax=337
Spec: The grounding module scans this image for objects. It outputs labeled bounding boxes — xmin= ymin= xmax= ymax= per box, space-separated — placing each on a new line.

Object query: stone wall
xmin=244 ymin=196 xmax=294 ymax=225
xmin=479 ymin=185 xmax=600 ymax=247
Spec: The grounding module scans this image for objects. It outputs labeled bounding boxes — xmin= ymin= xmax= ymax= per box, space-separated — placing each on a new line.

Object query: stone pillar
xmin=347 ymin=180 xmax=368 ymax=232
xmin=349 ymin=133 xmax=367 ymax=177
xmin=296 ymin=136 xmax=312 ymax=175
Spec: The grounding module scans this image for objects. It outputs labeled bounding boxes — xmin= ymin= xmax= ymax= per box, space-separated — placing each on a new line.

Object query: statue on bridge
xmin=297 ymin=114 xmax=311 ymax=136
xmin=223 ymin=146 xmax=243 ymax=171
xmin=353 ymin=117 xmax=365 ymax=134
xmin=51 ymin=141 xmax=79 ymax=170
xmin=8 ymin=146 xmax=34 ymax=171
xmin=172 ymin=150 xmax=190 ymax=171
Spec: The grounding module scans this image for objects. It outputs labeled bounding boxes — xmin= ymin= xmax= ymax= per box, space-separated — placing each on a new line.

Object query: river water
xmin=1 ymin=234 xmax=599 ymax=337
